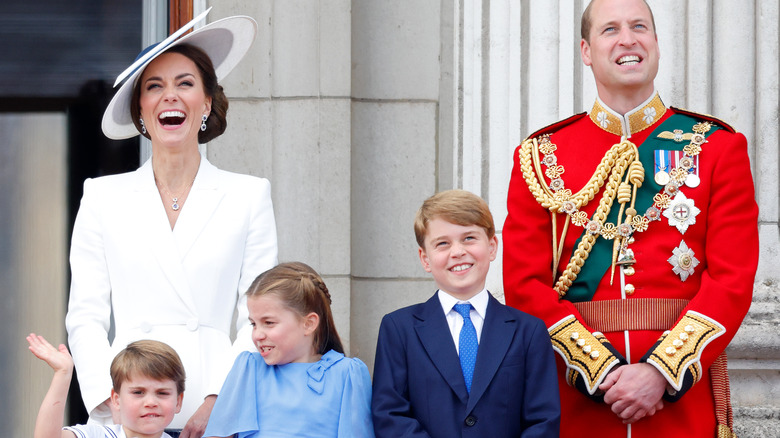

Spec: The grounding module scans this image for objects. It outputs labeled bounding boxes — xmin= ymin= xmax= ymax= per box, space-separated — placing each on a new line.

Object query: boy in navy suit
xmin=372 ymin=189 xmax=560 ymax=437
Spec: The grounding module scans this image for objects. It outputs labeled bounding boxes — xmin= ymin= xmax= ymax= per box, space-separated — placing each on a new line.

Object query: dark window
xmin=0 ymin=0 xmax=146 ymax=425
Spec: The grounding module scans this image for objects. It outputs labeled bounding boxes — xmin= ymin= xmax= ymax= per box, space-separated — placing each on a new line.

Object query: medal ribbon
xmin=655 ymin=149 xmax=670 ymax=175
xmin=564 ymin=113 xmax=719 ymax=303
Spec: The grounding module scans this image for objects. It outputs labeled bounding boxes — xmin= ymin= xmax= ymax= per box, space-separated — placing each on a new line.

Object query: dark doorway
xmin=0 ymin=0 xmax=144 ymax=428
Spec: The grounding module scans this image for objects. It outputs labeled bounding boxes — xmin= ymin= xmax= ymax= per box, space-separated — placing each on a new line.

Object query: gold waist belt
xmin=572 ymin=298 xmax=690 ymax=332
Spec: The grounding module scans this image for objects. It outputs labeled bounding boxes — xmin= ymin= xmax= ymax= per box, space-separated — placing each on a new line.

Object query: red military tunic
xmin=503 ymin=93 xmax=758 ymax=438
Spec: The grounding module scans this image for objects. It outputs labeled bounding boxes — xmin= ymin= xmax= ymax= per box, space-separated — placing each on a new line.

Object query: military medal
xmin=662 ymin=192 xmax=700 ymax=234
xmin=526 ymin=111 xmax=712 ymax=297
xmin=654 ymin=150 xmax=671 ymax=185
xmin=668 ymin=240 xmax=699 ymax=281
xmin=672 ymin=151 xmax=700 ymax=188
xmin=657 ymin=124 xmax=709 ymax=189
xmin=685 ymin=173 xmax=701 ymax=188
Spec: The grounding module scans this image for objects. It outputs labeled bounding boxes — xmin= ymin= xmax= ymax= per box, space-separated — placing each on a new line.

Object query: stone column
xmin=207 ymin=0 xmax=354 ymax=350
xmin=350 ymin=0 xmax=442 ymax=365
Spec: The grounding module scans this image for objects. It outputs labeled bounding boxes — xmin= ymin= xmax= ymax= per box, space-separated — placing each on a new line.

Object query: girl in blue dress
xmin=204 ymin=262 xmax=374 ymax=438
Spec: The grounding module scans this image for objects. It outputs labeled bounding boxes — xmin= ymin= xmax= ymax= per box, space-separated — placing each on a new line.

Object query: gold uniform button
xmin=590 ymin=351 xmax=600 ymax=360
xmin=625 ymin=284 xmax=636 ymax=296
xmin=666 ymin=347 xmax=677 ymax=356
xmin=583 ymin=345 xmax=592 ymax=354
xmin=623 ymin=266 xmax=635 ymax=276
xmin=679 ymin=333 xmax=689 ymax=342
xmin=577 ymin=339 xmax=586 ymax=348
xmin=685 ymin=325 xmax=696 ymax=334
xmin=673 ymin=339 xmax=684 ymax=349
xmin=570 ymin=332 xmax=580 ymax=341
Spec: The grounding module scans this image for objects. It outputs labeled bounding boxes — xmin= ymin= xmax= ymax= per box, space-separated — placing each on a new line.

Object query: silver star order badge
xmin=668 ymin=240 xmax=699 ymax=281
xmin=662 ymin=192 xmax=700 ymax=234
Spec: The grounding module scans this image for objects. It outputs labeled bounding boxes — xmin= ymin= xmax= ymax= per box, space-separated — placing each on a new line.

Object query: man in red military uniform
xmin=502 ymin=0 xmax=759 ymax=437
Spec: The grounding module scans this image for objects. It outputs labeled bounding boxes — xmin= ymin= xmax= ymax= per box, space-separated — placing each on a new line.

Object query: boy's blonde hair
xmin=110 ymin=340 xmax=186 ymax=395
xmin=414 ymin=189 xmax=496 ymax=248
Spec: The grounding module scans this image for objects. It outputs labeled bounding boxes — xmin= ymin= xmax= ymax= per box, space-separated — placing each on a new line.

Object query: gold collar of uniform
xmin=588 ymin=92 xmax=667 ymax=138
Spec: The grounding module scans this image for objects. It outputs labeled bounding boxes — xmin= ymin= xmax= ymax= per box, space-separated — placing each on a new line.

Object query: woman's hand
xmin=179 ymin=395 xmax=217 ymax=438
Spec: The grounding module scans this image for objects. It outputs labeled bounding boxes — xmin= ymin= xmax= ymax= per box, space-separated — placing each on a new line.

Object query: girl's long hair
xmin=246 ymin=262 xmax=344 ymax=354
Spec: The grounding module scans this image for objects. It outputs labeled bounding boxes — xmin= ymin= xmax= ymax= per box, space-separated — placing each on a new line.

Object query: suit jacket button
xmin=464 ymin=415 xmax=477 ymax=427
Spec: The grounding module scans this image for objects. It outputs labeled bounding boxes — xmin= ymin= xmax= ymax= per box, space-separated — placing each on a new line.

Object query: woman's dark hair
xmin=130 ymin=43 xmax=228 ymax=143
xmin=246 ymin=262 xmax=345 ymax=355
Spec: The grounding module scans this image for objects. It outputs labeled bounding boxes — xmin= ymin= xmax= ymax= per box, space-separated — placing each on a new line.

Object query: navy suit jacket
xmin=372 ymin=292 xmax=560 ymax=438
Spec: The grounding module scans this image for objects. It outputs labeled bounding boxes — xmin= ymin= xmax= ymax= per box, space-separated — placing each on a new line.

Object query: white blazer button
xmin=140 ymin=322 xmax=152 ymax=333
xmin=186 ymin=319 xmax=199 ymax=331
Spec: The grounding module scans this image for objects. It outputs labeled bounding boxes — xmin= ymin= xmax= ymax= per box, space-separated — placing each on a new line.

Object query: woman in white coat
xmin=65 ymin=10 xmax=277 ymax=438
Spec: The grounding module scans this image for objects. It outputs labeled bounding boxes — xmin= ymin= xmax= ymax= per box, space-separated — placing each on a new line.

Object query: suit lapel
xmin=132 ymin=159 xmax=199 ymax=314
xmin=172 ymin=157 xmax=225 ymax=260
xmin=466 ymin=293 xmax=516 ymax=412
xmin=414 ymin=294 xmax=470 ymax=405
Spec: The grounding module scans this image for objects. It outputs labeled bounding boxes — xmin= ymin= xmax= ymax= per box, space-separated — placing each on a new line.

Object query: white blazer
xmin=65 ymin=156 xmax=278 ymax=428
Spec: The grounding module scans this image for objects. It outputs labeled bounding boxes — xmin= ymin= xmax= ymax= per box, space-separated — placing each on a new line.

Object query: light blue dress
xmin=204 ymin=350 xmax=374 ymax=438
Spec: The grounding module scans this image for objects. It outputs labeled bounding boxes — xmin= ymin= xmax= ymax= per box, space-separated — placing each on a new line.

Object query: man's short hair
xmin=414 ymin=189 xmax=496 ymax=248
xmin=110 ymin=340 xmax=186 ymax=394
xmin=581 ymin=0 xmax=657 ymax=42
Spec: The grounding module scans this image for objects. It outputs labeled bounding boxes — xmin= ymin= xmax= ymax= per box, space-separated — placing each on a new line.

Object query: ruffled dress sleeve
xmin=337 ymin=357 xmax=375 ymax=438
xmin=204 ymin=351 xmax=261 ymax=438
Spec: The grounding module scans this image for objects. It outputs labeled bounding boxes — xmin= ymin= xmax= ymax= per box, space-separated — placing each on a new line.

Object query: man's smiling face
xmin=581 ymin=0 xmax=659 ymax=103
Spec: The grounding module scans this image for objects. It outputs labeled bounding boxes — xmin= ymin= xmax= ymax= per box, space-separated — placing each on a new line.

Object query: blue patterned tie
xmin=454 ymin=303 xmax=478 ymax=393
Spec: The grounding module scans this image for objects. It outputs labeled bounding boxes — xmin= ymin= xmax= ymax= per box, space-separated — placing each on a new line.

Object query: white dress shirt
xmin=438 ymin=288 xmax=488 ymax=354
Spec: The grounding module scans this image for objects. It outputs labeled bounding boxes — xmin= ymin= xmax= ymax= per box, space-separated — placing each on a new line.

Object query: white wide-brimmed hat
xmin=101 ymin=8 xmax=257 ymax=139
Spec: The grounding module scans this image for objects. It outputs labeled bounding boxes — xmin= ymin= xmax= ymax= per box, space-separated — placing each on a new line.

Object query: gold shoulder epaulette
xmin=670 ymin=107 xmax=736 ymax=133
xmin=525 ymin=113 xmax=588 ymax=141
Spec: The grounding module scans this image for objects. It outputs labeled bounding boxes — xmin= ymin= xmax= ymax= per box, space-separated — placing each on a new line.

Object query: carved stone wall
xmin=211 ymin=0 xmax=779 ymax=433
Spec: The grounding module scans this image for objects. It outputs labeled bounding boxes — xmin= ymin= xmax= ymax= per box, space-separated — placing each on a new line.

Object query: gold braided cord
xmin=624 ymin=160 xmax=645 ymax=217
xmin=553 ymin=213 xmax=571 ymax=277
xmin=717 ymin=425 xmax=737 ymax=438
xmin=523 ymin=138 xmax=575 ymax=275
xmin=551 ymin=211 xmax=559 ymax=281
xmin=521 ymin=138 xmax=635 ymax=212
xmin=528 ymin=137 xmax=556 ymax=201
xmin=554 ymin=145 xmax=637 ymax=295
xmin=609 ymin=143 xmax=642 ymax=284
xmin=519 ymin=137 xmax=640 ymax=296
xmin=616 ymin=182 xmax=632 ymax=204
xmin=627 ymin=160 xmax=645 ymax=187
xmin=519 ymin=119 xmax=712 ymax=297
